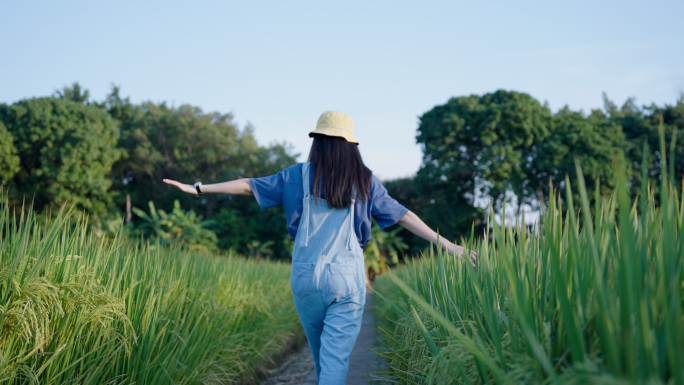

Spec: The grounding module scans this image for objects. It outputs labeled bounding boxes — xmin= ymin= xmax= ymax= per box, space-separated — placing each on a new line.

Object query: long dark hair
xmin=307 ymin=134 xmax=372 ymax=209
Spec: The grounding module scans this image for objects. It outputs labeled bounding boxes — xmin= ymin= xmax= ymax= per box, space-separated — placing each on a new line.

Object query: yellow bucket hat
xmin=309 ymin=110 xmax=359 ymax=144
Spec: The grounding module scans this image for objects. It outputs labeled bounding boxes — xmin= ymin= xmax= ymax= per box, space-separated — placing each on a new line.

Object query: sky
xmin=1 ymin=0 xmax=683 ymax=181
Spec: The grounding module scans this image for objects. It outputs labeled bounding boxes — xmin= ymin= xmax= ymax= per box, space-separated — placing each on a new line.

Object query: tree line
xmin=1 ymin=85 xmax=682 ymax=259
xmin=0 ymin=84 xmax=297 ymax=259
xmin=385 ymin=90 xmax=683 ymax=254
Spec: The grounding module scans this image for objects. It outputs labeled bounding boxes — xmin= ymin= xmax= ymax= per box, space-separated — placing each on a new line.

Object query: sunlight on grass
xmin=0 ymin=195 xmax=301 ymax=384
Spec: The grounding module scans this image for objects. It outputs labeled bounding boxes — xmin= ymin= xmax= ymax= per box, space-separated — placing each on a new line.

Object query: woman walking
xmin=163 ymin=110 xmax=476 ymax=384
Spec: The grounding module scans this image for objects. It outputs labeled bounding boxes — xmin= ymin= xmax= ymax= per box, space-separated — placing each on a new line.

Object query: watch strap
xmin=194 ymin=182 xmax=204 ymax=196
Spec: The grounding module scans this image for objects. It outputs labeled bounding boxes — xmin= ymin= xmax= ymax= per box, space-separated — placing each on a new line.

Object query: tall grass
xmin=0 ymin=195 xmax=301 ymax=384
xmin=375 ymin=132 xmax=683 ymax=384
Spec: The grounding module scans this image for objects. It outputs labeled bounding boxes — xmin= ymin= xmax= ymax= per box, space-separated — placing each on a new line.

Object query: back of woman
xmin=163 ymin=110 xmax=476 ymax=385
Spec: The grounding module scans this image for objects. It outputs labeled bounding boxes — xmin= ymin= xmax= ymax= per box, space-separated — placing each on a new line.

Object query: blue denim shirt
xmin=249 ymin=163 xmax=408 ymax=248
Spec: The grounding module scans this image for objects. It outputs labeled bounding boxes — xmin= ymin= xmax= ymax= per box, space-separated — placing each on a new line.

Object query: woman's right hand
xmin=163 ymin=179 xmax=197 ymax=194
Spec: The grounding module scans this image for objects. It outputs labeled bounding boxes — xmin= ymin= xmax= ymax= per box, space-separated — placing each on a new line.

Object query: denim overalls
xmin=290 ymin=162 xmax=366 ymax=385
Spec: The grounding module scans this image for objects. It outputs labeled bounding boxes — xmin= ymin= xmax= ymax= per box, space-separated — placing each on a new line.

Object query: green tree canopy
xmin=105 ymin=87 xmax=298 ymax=259
xmin=408 ymin=90 xmax=662 ymax=241
xmin=110 ymin=101 xmax=252 ymax=216
xmin=54 ymin=82 xmax=90 ymax=104
xmin=475 ymin=91 xmax=553 ymax=210
xmin=605 ymin=93 xmax=684 ymax=197
xmin=414 ymin=90 xmax=552 ymax=238
xmin=0 ymin=119 xmax=20 ymax=182
xmin=0 ymin=97 xmax=122 ymax=219
xmin=108 ymin=97 xmax=295 ymax=214
xmin=535 ymin=106 xmax=625 ymax=202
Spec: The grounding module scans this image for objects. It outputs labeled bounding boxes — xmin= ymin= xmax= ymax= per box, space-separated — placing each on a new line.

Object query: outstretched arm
xmin=397 ymin=210 xmax=476 ymax=266
xmin=162 ymin=178 xmax=253 ymax=196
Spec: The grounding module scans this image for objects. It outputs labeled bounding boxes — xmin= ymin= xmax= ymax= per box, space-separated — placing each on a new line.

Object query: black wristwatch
xmin=194 ymin=182 xmax=204 ymax=196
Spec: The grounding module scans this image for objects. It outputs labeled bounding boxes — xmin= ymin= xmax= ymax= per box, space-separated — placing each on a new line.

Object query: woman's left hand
xmin=163 ymin=179 xmax=197 ymax=194
xmin=452 ymin=244 xmax=477 ymax=267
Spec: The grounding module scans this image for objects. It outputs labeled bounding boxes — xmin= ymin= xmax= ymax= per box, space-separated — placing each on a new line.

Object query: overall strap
xmin=347 ymin=187 xmax=357 ymax=251
xmin=302 ymin=162 xmax=311 ymax=247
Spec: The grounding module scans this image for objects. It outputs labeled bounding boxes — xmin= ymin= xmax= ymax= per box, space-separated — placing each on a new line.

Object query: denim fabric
xmin=249 ymin=162 xmax=408 ymax=248
xmin=291 ymin=162 xmax=366 ymax=384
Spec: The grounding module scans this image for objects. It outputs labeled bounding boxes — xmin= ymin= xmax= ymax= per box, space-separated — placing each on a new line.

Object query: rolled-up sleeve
xmin=370 ymin=175 xmax=409 ymax=229
xmin=250 ymin=172 xmax=285 ymax=209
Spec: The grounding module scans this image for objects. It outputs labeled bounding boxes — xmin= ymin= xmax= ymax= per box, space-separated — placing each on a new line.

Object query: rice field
xmin=375 ymin=147 xmax=684 ymax=383
xmin=0 ymin=194 xmax=302 ymax=384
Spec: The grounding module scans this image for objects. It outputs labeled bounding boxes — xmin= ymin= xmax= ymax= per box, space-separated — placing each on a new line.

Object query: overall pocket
xmin=290 ymin=262 xmax=312 ymax=299
xmin=328 ymin=262 xmax=362 ymax=298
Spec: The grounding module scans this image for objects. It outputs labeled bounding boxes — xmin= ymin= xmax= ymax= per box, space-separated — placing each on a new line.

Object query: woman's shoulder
xmin=369 ymin=173 xmax=384 ymax=189
xmin=278 ymin=163 xmax=305 ymax=183
xmin=283 ymin=162 xmax=304 ymax=173
xmin=366 ymin=173 xmax=390 ymax=201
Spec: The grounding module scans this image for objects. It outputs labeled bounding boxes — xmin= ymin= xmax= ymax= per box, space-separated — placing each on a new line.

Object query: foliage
xmin=374 ymin=130 xmax=684 ymax=383
xmin=131 ymin=200 xmax=218 ymax=251
xmin=107 ymin=93 xmax=294 ymax=218
xmin=246 ymin=240 xmax=275 ymax=259
xmin=105 ymin=86 xmax=297 ymax=259
xmin=0 ymin=193 xmax=302 ymax=384
xmin=0 ymin=97 xmax=122 ymax=220
xmin=7 ymin=83 xmax=682 ymax=264
xmin=0 ymin=120 xmax=20 ymax=181
xmin=211 ymin=196 xmax=296 ymax=260
xmin=110 ymin=100 xmax=250 ymax=217
xmin=605 ymin=93 xmax=684 ymax=198
xmin=1 ymin=84 xmax=299 ymax=259
xmin=535 ymin=106 xmax=624 ymax=203
xmin=417 ymin=90 xmax=552 ymax=216
xmin=404 ymin=90 xmax=683 ymax=242
xmin=384 ymin=177 xmax=432 ymax=255
xmin=364 ymin=222 xmax=407 ymax=280
xmin=92 ymin=214 xmax=136 ymax=239
xmin=54 ymin=82 xmax=90 ymax=104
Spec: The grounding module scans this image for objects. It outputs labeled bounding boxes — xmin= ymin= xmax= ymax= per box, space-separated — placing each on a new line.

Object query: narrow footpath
xmin=263 ymin=292 xmax=385 ymax=385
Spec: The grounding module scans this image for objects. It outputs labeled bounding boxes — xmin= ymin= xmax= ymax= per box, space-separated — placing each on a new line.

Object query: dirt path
xmin=262 ymin=292 xmax=385 ymax=385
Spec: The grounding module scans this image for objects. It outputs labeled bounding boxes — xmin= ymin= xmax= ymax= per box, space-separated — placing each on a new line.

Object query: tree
xmin=655 ymin=95 xmax=684 ymax=183
xmin=0 ymin=119 xmax=20 ymax=182
xmin=605 ymin=94 xmax=684 ymax=198
xmin=396 ymin=91 xmax=682 ymax=247
xmin=109 ymin=99 xmax=279 ymax=217
xmin=54 ymin=82 xmax=90 ymax=104
xmin=534 ymin=106 xmax=625 ymax=204
xmin=0 ymin=97 xmax=122 ymax=219
xmin=105 ymin=87 xmax=298 ymax=259
xmin=414 ymin=94 xmax=483 ymax=239
xmin=414 ymin=90 xmax=551 ymax=239
xmin=476 ymin=91 xmax=553 ymax=213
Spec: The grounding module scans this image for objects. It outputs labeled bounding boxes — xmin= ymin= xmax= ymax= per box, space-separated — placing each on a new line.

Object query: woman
xmin=163 ymin=110 xmax=476 ymax=384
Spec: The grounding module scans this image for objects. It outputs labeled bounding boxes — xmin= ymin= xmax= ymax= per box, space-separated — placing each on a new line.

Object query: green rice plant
xmin=375 ymin=127 xmax=683 ymax=384
xmin=0 ymin=194 xmax=301 ymax=384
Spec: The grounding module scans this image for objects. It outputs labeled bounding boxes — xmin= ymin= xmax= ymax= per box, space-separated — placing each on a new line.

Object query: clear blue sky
xmin=2 ymin=0 xmax=683 ymax=180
